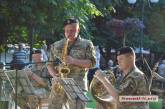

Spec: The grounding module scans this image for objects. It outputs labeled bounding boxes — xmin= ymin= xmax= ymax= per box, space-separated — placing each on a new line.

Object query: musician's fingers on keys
xmin=24 ymin=68 xmax=33 ymax=76
xmin=24 ymin=66 xmax=32 ymax=74
xmin=94 ymin=70 xmax=105 ymax=80
xmin=26 ymin=69 xmax=32 ymax=74
xmin=94 ymin=70 xmax=100 ymax=78
xmin=52 ymin=76 xmax=60 ymax=82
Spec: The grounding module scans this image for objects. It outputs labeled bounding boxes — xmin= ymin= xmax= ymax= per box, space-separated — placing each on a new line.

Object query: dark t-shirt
xmin=87 ymin=67 xmax=99 ymax=86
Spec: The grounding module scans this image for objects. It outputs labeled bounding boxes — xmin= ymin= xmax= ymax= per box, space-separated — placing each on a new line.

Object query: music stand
xmin=0 ymin=69 xmax=35 ymax=109
xmin=0 ymin=70 xmax=12 ymax=109
xmin=59 ymin=78 xmax=90 ymax=109
xmin=0 ymin=70 xmax=8 ymax=101
xmin=3 ymin=70 xmax=35 ymax=95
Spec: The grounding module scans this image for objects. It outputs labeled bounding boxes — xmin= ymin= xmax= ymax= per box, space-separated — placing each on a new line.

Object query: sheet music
xmin=59 ymin=78 xmax=90 ymax=102
xmin=3 ymin=70 xmax=35 ymax=95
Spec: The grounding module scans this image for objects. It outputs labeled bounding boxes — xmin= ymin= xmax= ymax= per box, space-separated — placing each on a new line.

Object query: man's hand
xmin=65 ymin=55 xmax=92 ymax=68
xmin=25 ymin=68 xmax=33 ymax=77
xmin=47 ymin=63 xmax=59 ymax=77
xmin=94 ymin=69 xmax=106 ymax=83
xmin=52 ymin=76 xmax=60 ymax=83
xmin=65 ymin=56 xmax=74 ymax=65
xmin=153 ymin=72 xmax=165 ymax=80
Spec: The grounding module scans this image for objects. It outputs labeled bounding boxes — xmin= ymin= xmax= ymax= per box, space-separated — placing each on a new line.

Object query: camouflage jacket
xmin=49 ymin=36 xmax=96 ymax=89
xmin=30 ymin=64 xmax=50 ymax=98
xmin=117 ymin=67 xmax=150 ymax=109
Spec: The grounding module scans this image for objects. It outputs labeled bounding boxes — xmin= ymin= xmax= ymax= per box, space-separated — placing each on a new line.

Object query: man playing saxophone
xmin=94 ymin=47 xmax=150 ymax=109
xmin=47 ymin=18 xmax=96 ymax=109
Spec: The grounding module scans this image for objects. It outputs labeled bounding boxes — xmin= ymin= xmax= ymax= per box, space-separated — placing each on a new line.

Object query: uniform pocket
xmin=70 ymin=48 xmax=85 ymax=59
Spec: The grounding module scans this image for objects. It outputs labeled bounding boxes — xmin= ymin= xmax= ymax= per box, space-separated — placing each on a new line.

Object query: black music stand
xmin=59 ymin=78 xmax=90 ymax=109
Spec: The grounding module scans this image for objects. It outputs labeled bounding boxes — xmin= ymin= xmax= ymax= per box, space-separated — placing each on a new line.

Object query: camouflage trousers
xmin=48 ymin=83 xmax=85 ymax=109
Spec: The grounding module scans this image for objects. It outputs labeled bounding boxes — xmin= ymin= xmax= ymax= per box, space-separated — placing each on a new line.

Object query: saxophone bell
xmin=59 ymin=65 xmax=70 ymax=78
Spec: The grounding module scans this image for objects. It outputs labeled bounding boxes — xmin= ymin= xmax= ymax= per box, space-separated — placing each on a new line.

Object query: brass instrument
xmin=59 ymin=39 xmax=70 ymax=78
xmin=90 ymin=70 xmax=116 ymax=109
xmin=53 ymin=39 xmax=70 ymax=93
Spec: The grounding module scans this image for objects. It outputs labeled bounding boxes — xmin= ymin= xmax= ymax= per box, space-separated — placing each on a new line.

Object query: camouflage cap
xmin=63 ymin=18 xmax=79 ymax=27
xmin=117 ymin=46 xmax=134 ymax=56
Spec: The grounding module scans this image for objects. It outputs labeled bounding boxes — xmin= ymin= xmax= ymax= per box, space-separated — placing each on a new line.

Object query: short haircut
xmin=32 ymin=49 xmax=42 ymax=54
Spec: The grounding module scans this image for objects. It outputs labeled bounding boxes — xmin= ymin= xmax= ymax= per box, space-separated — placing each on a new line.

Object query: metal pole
xmin=29 ymin=26 xmax=34 ymax=62
xmin=123 ymin=33 xmax=126 ymax=47
xmin=140 ymin=0 xmax=145 ymax=57
xmin=0 ymin=53 xmax=1 ymax=62
xmin=15 ymin=69 xmax=18 ymax=109
xmin=4 ymin=46 xmax=6 ymax=63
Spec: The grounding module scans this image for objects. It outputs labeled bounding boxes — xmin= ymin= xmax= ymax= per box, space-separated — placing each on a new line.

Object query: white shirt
xmin=158 ymin=63 xmax=165 ymax=77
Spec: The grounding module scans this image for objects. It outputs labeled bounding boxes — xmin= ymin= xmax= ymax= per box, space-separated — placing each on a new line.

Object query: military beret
xmin=32 ymin=49 xmax=42 ymax=54
xmin=63 ymin=18 xmax=79 ymax=26
xmin=117 ymin=46 xmax=134 ymax=56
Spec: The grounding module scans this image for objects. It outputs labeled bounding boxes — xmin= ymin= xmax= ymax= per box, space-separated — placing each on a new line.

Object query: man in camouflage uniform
xmin=94 ymin=47 xmax=150 ymax=109
xmin=47 ymin=18 xmax=96 ymax=109
xmin=16 ymin=49 xmax=50 ymax=109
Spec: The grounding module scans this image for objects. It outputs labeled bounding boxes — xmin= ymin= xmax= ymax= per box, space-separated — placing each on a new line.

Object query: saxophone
xmin=59 ymin=39 xmax=70 ymax=78
xmin=90 ymin=70 xmax=117 ymax=109
xmin=53 ymin=39 xmax=70 ymax=93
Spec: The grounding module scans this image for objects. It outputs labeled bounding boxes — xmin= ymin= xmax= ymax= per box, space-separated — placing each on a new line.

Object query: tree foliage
xmin=0 ymin=0 xmax=164 ymax=53
xmin=91 ymin=0 xmax=165 ymax=52
xmin=0 ymin=0 xmax=102 ymax=47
